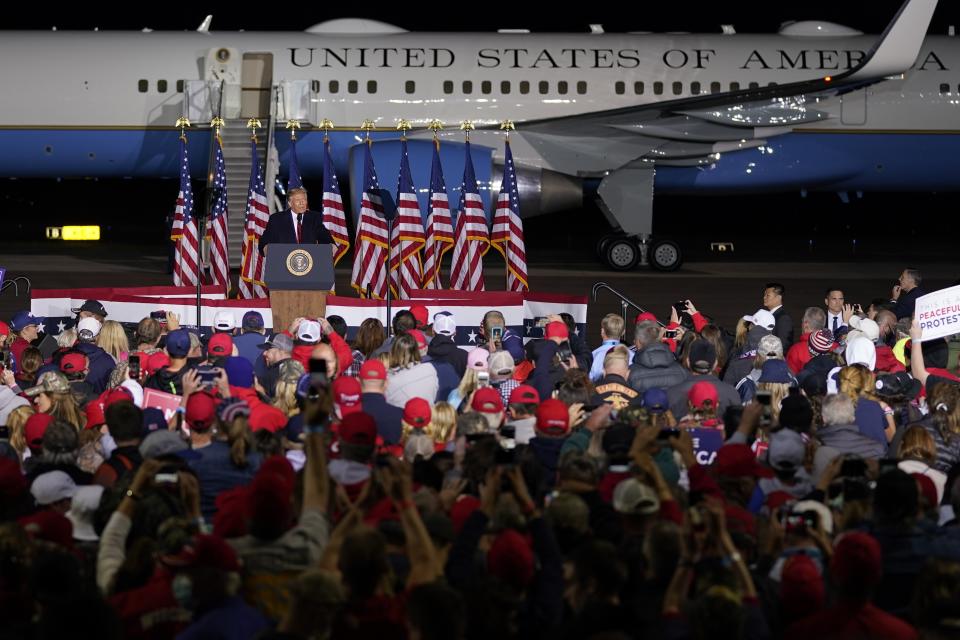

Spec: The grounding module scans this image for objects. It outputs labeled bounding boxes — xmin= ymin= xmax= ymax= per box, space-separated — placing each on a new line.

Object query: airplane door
xmin=241 ymin=53 xmax=273 ymax=118
xmin=841 ymin=88 xmax=867 ymax=125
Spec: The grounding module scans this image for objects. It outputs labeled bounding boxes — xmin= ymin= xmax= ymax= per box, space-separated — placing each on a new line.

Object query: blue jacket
xmin=74 ymin=342 xmax=116 ymax=393
xmin=425 ymin=357 xmax=458 ymax=402
xmin=361 ymin=392 xmax=403 ymax=445
xmin=233 ymin=332 xmax=267 ymax=366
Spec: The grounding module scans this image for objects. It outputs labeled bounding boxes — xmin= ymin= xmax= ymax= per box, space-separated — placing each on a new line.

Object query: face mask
xmin=171 ymin=574 xmax=194 ymax=610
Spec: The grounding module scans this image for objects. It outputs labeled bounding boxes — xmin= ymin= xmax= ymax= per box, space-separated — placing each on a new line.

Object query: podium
xmin=263 ymin=244 xmax=335 ymax=332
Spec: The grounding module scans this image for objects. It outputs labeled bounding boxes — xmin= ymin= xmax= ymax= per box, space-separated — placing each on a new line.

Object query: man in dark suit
xmin=891 ymin=268 xmax=925 ymax=320
xmin=259 ymin=187 xmax=333 ymax=256
xmin=763 ymin=282 xmax=794 ymax=348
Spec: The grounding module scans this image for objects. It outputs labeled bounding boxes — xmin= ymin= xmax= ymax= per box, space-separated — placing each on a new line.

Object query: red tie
xmin=296 ymin=213 xmax=303 ymax=243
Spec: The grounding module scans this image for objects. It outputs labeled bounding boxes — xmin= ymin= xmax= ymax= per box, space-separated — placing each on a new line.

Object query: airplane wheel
xmin=604 ymin=238 xmax=640 ymax=271
xmin=595 ymin=234 xmax=617 ymax=260
xmin=649 ymin=239 xmax=683 ymax=272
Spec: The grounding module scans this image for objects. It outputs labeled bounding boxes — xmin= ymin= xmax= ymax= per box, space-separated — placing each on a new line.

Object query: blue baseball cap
xmin=10 ymin=312 xmax=44 ymax=332
xmin=758 ymin=359 xmax=795 ymax=385
xmin=165 ymin=329 xmax=192 ymax=358
xmin=641 ymin=388 xmax=670 ymax=414
xmin=223 ymin=356 xmax=254 ymax=389
xmin=242 ymin=310 xmax=265 ymax=331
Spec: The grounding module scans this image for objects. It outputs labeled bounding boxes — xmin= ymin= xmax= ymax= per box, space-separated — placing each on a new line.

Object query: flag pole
xmin=174 ymin=117 xmax=191 ymax=287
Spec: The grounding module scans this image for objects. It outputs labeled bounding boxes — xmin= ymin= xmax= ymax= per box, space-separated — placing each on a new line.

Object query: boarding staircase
xmin=217 ymin=117 xmax=270 ymax=268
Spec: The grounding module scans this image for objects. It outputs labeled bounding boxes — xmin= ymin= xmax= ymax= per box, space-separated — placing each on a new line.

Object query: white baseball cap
xmin=213 ymin=311 xmax=235 ymax=332
xmin=297 ymin=320 xmax=322 ymax=343
xmin=848 ymin=316 xmax=880 ymax=342
xmin=30 ymin=470 xmax=77 ymax=506
xmin=77 ymin=317 xmax=102 ymax=339
xmin=433 ymin=312 xmax=456 ymax=337
xmin=742 ymin=309 xmax=776 ymax=331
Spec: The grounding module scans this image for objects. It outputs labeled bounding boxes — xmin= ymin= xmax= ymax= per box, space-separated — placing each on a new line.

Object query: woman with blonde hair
xmin=430 ymin=401 xmax=457 ymax=449
xmin=271 ymin=360 xmax=306 ymax=417
xmin=839 ymin=363 xmax=894 ymax=445
xmin=97 ymin=320 xmax=130 ymax=363
xmin=385 ymin=333 xmax=438 ymax=408
xmin=754 ymin=359 xmax=795 ymax=424
xmin=447 ymin=348 xmax=489 ymax=409
xmin=6 ymin=404 xmax=35 ymax=462
xmin=897 ymin=424 xmax=947 ymax=502
xmin=25 ymin=372 xmax=86 ymax=430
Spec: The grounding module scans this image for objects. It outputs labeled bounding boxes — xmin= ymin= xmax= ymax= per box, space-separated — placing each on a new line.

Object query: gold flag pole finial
xmin=286 ymin=119 xmax=301 ymax=140
xmin=247 ymin=118 xmax=262 ymax=142
xmin=210 ymin=116 xmax=224 ymax=138
xmin=500 ymin=119 xmax=516 ymax=140
xmin=175 ymin=117 xmax=191 ymax=140
xmin=460 ymin=120 xmax=475 ymax=141
xmin=360 ymin=119 xmax=376 ymax=141
xmin=396 ymin=119 xmax=411 ymax=138
xmin=319 ymin=118 xmax=334 ymax=141
xmin=427 ymin=119 xmax=444 ymax=139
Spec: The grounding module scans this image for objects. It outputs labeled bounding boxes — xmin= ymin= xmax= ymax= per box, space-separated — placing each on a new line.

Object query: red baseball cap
xmin=508 ymin=384 xmax=540 ymax=405
xmin=186 ymin=391 xmax=218 ymax=432
xmin=408 ymin=304 xmax=429 ymax=327
xmin=332 ymin=376 xmax=363 ymax=416
xmin=403 ymin=397 xmax=432 ymax=428
xmin=208 ymin=333 xmax=234 ymax=358
xmin=536 ymin=398 xmax=570 ymax=436
xmin=59 ymin=353 xmax=87 ymax=374
xmin=471 ymin=387 xmax=504 ymax=413
xmin=18 ymin=510 xmax=74 ymax=550
xmin=339 ymin=412 xmax=377 ymax=446
xmin=146 ymin=351 xmax=171 ymax=375
xmin=688 ymin=381 xmax=719 ymax=410
xmin=359 ymin=359 xmax=387 ymax=381
xmin=102 ymin=387 xmax=134 ymax=409
xmin=831 ymin=531 xmax=882 ymax=589
xmin=487 ymin=529 xmax=535 ymax=589
xmin=84 ymin=401 xmax=106 ymax=430
xmin=913 ymin=473 xmax=938 ymax=509
xmin=25 ymin=413 xmax=54 ymax=450
xmin=544 ymin=321 xmax=568 ymax=340
xmin=408 ymin=329 xmax=427 ymax=350
xmin=0 ymin=321 xmax=9 ymax=337
xmin=714 ymin=444 xmax=774 ymax=479
xmin=635 ymin=312 xmax=658 ymax=324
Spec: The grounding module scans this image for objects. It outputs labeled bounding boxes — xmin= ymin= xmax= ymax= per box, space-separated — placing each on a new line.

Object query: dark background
xmin=2 ymin=1 xmax=959 ymax=264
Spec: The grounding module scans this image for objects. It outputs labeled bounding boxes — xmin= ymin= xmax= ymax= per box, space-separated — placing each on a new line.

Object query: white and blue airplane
xmin=0 ymin=0 xmax=950 ymax=271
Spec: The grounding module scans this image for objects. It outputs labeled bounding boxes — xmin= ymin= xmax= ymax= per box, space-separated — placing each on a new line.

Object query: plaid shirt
xmin=346 ymin=349 xmax=365 ymax=378
xmin=495 ymin=378 xmax=520 ymax=406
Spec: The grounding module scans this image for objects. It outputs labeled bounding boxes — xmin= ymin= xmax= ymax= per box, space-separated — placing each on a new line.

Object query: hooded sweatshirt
xmin=426 ymin=334 xmax=468 ymax=378
xmin=0 ymin=386 xmax=29 ymax=425
xmin=723 ymin=326 xmax=772 ymax=385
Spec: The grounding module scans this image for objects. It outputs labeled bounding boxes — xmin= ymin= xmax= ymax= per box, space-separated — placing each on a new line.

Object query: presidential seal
xmin=286 ymin=249 xmax=313 ymax=276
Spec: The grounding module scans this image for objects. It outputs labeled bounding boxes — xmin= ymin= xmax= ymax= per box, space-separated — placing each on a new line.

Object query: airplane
xmin=0 ymin=0 xmax=951 ymax=273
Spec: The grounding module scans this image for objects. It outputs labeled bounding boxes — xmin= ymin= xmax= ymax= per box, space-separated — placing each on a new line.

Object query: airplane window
xmin=558 ymin=81 xmax=568 ymax=94
xmin=690 ymin=81 xmax=701 ymax=94
xmin=463 ymin=80 xmax=473 ymax=94
xmin=730 ymin=82 xmax=740 ymax=91
xmin=367 ymin=80 xmax=377 ymax=93
xmin=748 ymin=82 xmax=759 ymax=89
xmin=176 ymin=80 xmax=184 ymax=93
xmin=615 ymin=81 xmax=625 ymax=95
xmin=634 ymin=81 xmax=644 ymax=94
xmin=157 ymin=80 xmax=167 ymax=93
xmin=348 ymin=80 xmax=358 ymax=94
xmin=443 ymin=80 xmax=453 ymax=94
xmin=672 ymin=81 xmax=682 ymax=95
xmin=653 ymin=81 xmax=663 ymax=95
xmin=577 ymin=81 xmax=587 ymax=94
xmin=710 ymin=81 xmax=720 ymax=93
xmin=329 ymin=80 xmax=340 ymax=93
xmin=519 ymin=80 xmax=530 ymax=94
xmin=940 ymin=83 xmax=950 ymax=94
xmin=501 ymin=81 xmax=511 ymax=94
xmin=539 ymin=81 xmax=549 ymax=94
xmin=481 ymin=80 xmax=492 ymax=94
xmin=137 ymin=79 xmax=148 ymax=93
xmin=405 ymin=80 xmax=415 ymax=94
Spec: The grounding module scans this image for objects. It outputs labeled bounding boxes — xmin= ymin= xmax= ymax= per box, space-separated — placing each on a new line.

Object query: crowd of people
xmin=1 ymin=268 xmax=959 ymax=639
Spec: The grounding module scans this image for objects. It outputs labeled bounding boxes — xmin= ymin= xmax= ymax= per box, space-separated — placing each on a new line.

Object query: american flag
xmin=171 ymin=135 xmax=200 ymax=287
xmin=490 ymin=139 xmax=529 ymax=292
xmin=288 ymin=135 xmax=303 ymax=191
xmin=389 ymin=138 xmax=426 ymax=299
xmin=421 ymin=140 xmax=454 ymax=289
xmin=207 ymin=134 xmax=230 ymax=294
xmin=350 ymin=141 xmax=389 ymax=299
xmin=449 ymin=141 xmax=489 ymax=291
xmin=322 ymin=138 xmax=350 ymax=265
xmin=239 ymin=138 xmax=269 ymax=299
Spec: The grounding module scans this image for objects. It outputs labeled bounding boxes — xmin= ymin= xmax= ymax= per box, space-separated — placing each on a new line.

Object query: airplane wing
xmin=516 ymin=0 xmax=937 ymax=172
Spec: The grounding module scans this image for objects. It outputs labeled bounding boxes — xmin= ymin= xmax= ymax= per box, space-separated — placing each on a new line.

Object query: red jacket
xmin=229 ymin=386 xmax=287 ymax=432
xmin=786 ymin=333 xmax=812 ymax=374
xmin=289 ymin=331 xmax=352 ymax=377
xmin=874 ymin=345 xmax=905 ymax=373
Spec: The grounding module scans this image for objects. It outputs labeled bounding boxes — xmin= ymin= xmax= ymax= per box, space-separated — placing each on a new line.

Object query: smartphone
xmin=150 ymin=310 xmax=168 ymax=325
xmin=0 ymin=426 xmax=10 ymax=439
xmin=755 ymin=390 xmax=772 ymax=406
xmin=663 ymin=329 xmax=678 ymax=339
xmin=840 ymin=457 xmax=868 ymax=478
xmin=490 ymin=325 xmax=503 ymax=341
xmin=477 ymin=371 xmax=490 ymax=387
xmin=657 ymin=427 xmax=681 ymax=440
xmin=556 ymin=340 xmax=573 ymax=363
xmin=674 ymin=301 xmax=688 ymax=317
xmin=375 ymin=454 xmax=393 ymax=469
xmin=308 ymin=358 xmax=329 ymax=397
xmin=154 ymin=473 xmax=179 ymax=484
xmin=128 ymin=356 xmax=141 ymax=381
xmin=0 ymin=350 xmax=9 ymax=370
xmin=196 ymin=365 xmax=219 ymax=386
